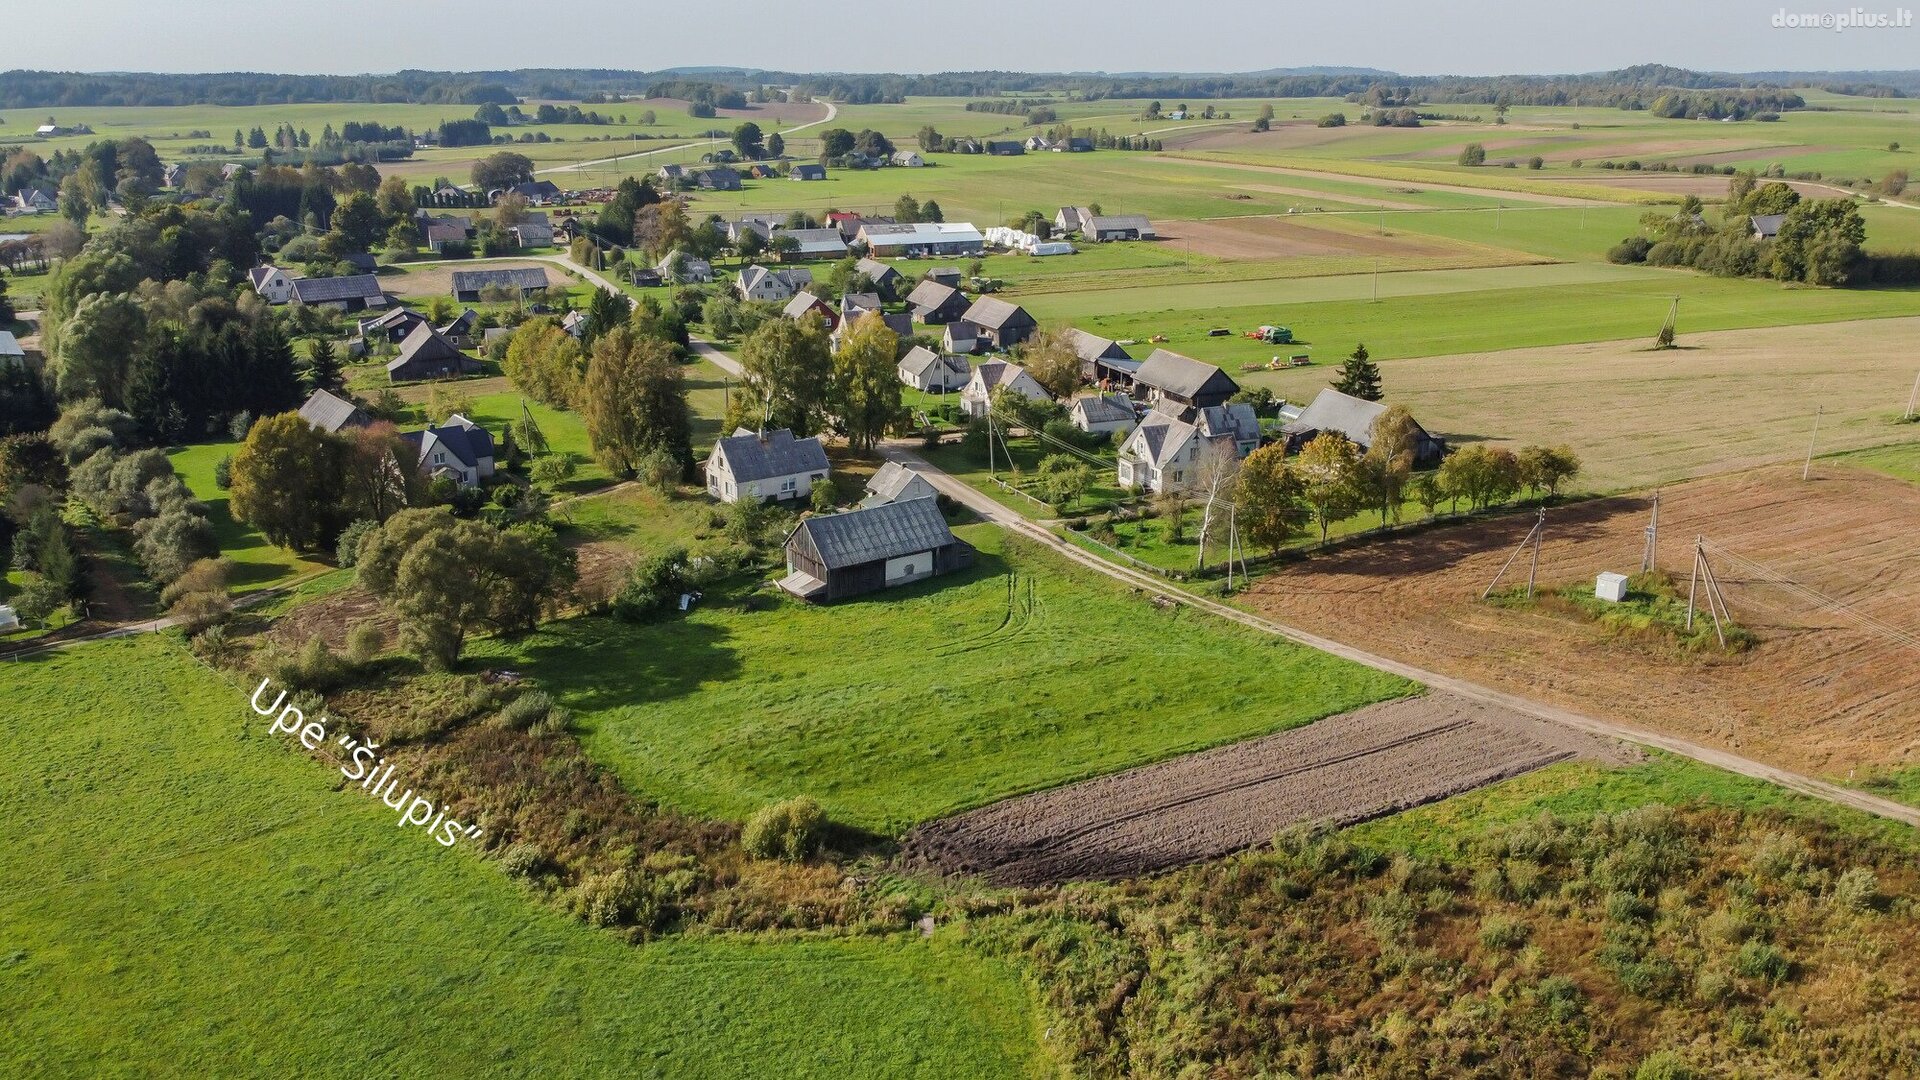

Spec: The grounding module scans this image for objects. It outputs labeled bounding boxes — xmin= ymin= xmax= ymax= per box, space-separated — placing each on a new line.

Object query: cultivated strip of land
xmin=901 ymin=692 xmax=1636 ymax=885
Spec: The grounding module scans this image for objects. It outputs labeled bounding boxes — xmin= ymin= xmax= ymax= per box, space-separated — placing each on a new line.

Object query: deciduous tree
xmin=1295 ymin=433 xmax=1364 ymax=543
xmin=229 ymin=411 xmax=347 ymax=550
xmin=581 ymin=327 xmax=691 ymax=477
xmin=733 ymin=311 xmax=833 ymax=435
xmin=830 ymin=313 xmax=907 ymax=453
xmin=1235 ymin=444 xmax=1309 ymax=554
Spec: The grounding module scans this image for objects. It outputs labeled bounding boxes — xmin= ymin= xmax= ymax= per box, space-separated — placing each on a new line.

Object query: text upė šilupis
xmin=250 ymin=678 xmax=483 ymax=848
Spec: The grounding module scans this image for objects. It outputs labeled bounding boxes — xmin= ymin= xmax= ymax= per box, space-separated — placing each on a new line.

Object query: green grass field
xmin=168 ymin=441 xmax=330 ymax=592
xmin=464 ymin=525 xmax=1412 ymax=834
xmin=0 ymin=634 xmax=1044 ymax=1077
xmin=1827 ymin=438 xmax=1920 ymax=482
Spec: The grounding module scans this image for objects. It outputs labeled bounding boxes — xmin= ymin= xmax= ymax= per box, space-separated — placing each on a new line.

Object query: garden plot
xmin=900 ymin=693 xmax=1634 ymax=886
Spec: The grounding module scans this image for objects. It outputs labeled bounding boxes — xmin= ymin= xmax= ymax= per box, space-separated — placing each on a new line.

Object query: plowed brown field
xmin=1243 ymin=465 xmax=1920 ymax=780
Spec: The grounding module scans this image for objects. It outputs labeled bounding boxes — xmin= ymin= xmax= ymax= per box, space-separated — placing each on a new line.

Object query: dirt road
xmin=901 ymin=692 xmax=1636 ymax=885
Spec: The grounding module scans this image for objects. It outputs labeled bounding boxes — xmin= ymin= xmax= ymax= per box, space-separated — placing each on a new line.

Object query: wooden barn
xmin=779 ymin=497 xmax=972 ymax=603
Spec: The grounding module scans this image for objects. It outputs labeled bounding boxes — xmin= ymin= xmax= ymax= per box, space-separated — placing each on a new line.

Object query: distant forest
xmin=0 ymin=63 xmax=1911 ymax=110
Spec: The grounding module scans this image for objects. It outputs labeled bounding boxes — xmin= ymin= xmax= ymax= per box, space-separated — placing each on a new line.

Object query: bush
xmin=809 ymin=477 xmax=837 ymax=514
xmin=213 ymin=455 xmax=233 ymax=490
xmin=1633 ymin=1051 xmax=1696 ymax=1080
xmin=497 ymin=689 xmax=558 ymax=731
xmin=263 ymin=635 xmax=352 ymax=693
xmin=636 ymin=447 xmax=680 ymax=493
xmin=1458 ymin=142 xmax=1486 ymax=166
xmin=1831 ymin=866 xmax=1878 ymax=911
xmin=740 ymin=795 xmax=825 ymax=861
xmin=1607 ymin=236 xmax=1653 ymax=264
xmin=531 ymin=454 xmax=577 ymax=486
xmin=499 ymin=842 xmax=548 ymax=879
xmin=1735 ymin=940 xmax=1790 ymax=984
xmin=344 ymin=621 xmax=384 ymax=666
xmin=1479 ymin=914 xmax=1531 ymax=950
xmin=335 ymin=519 xmax=378 ymax=568
xmin=612 ymin=546 xmax=691 ymax=622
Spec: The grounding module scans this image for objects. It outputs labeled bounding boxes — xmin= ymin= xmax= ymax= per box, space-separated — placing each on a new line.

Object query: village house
xmin=511 ymin=216 xmax=555 ymax=247
xmin=862 ymin=460 xmax=939 ymax=507
xmin=657 ymin=164 xmax=686 ymax=184
xmin=290 ymin=274 xmax=388 ymax=313
xmin=942 ymin=320 xmax=980 ymax=355
xmin=853 ymin=257 xmax=903 ymax=297
xmin=247 ymin=265 xmax=296 ymax=304
xmin=858 ymin=222 xmax=985 ymax=258
xmin=779 ymin=496 xmax=971 ymax=602
xmin=790 ymin=163 xmax=827 ymax=181
xmin=1084 ymin=214 xmax=1155 ymax=242
xmin=500 ymin=180 xmax=562 ymax=206
xmin=961 ymin=359 xmax=1051 ymax=419
xmin=1279 ymin=388 xmax=1447 ymax=466
xmin=735 ymin=264 xmax=814 ymax=303
xmin=656 ymin=251 xmax=714 ymax=284
xmin=1069 ymin=392 xmax=1139 ymax=436
xmin=1056 ymin=137 xmax=1095 ymax=153
xmin=296 ymin=388 xmax=371 ymax=434
xmin=906 ymin=279 xmax=971 ymax=324
xmin=561 ymin=310 xmax=588 ymax=339
xmin=1068 ymin=329 xmax=1136 ymax=383
xmin=705 ymin=428 xmax=831 ymax=504
xmin=1750 ymin=213 xmax=1786 ymax=240
xmin=425 ymin=222 xmax=469 ymax=253
xmin=386 ymin=324 xmax=483 ymax=383
xmin=438 ymin=308 xmax=479 ymax=349
xmin=891 ymin=150 xmax=925 ymax=167
xmin=11 ymin=188 xmax=57 ymax=214
xmin=782 ymin=291 xmax=837 ymax=328
xmin=959 ymin=295 xmax=1038 ymax=351
xmin=1055 ymin=206 xmax=1092 ymax=234
xmin=450 ymin=267 xmax=549 ymax=302
xmin=1131 ymin=349 xmax=1240 ymax=412
xmin=777 ymin=227 xmax=850 ymax=260
xmin=0 ymin=331 xmax=28 ymax=370
xmin=1025 ymin=135 xmax=1054 ymax=152
xmin=404 ymin=413 xmax=496 ymax=488
xmin=897 ymin=346 xmax=971 ymax=393
xmin=359 ymin=306 xmax=429 ymax=346
xmin=984 ymin=141 xmax=1025 ymax=156
xmin=832 ymin=306 xmax=912 ymax=351
xmin=1116 ymin=410 xmax=1223 ymax=494
xmin=696 ymin=166 xmax=743 ymax=192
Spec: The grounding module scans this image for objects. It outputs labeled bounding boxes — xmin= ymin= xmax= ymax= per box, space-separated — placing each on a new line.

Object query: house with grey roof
xmin=656 ymin=250 xmax=714 ymax=284
xmin=0 ymin=331 xmax=28 ymax=370
xmin=779 ymin=495 xmax=971 ymax=602
xmin=906 ymin=279 xmax=970 ymax=324
xmin=984 ymin=141 xmax=1025 ymax=156
xmin=705 ymin=428 xmax=831 ymax=504
xmin=359 ymin=306 xmax=429 ymax=346
xmin=791 ymin=163 xmax=827 ymax=181
xmin=736 ymin=264 xmax=813 ymax=303
xmin=296 ymin=389 xmax=371 ymax=434
xmin=1117 ymin=410 xmax=1222 ymax=495
xmin=1279 ymin=388 xmax=1446 ymax=466
xmin=862 ymin=461 xmax=939 ymax=507
xmin=657 ymin=164 xmax=686 ymax=183
xmin=451 ymin=267 xmax=549 ymax=302
xmin=289 ymin=273 xmax=388 ymax=312
xmin=961 ymin=359 xmax=1051 ymax=419
xmin=1068 ymin=329 xmax=1134 ymax=382
xmin=248 ymin=265 xmax=296 ymax=304
xmin=857 ymin=222 xmax=985 ymax=258
xmin=942 ymin=320 xmax=980 ymax=355
xmin=959 ymin=295 xmax=1037 ymax=351
xmin=782 ymin=291 xmax=837 ymax=327
xmin=1132 ymin=349 xmax=1239 ymax=412
xmin=696 ymin=166 xmax=743 ymax=191
xmin=403 ymin=413 xmax=496 ymax=488
xmin=1084 ymin=214 xmax=1155 ymax=242
xmin=1054 ymin=206 xmax=1094 ymax=235
xmin=897 ymin=346 xmax=970 ymax=393
xmin=386 ymin=324 xmax=483 ymax=383
xmin=1069 ymin=392 xmax=1138 ymax=436
xmin=776 ymin=227 xmax=850 ymax=261
xmin=1750 ymin=213 xmax=1787 ymax=240
xmin=853 ymin=257 xmax=903 ymax=298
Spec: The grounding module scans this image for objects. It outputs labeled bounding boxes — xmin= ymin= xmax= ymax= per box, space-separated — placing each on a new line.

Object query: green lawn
xmin=919 ymin=441 xmax=1129 ymax=518
xmin=1828 ymin=438 xmax=1920 ymax=482
xmin=0 ymin=635 xmax=1044 ymax=1078
xmin=168 ymin=441 xmax=330 ymax=592
xmin=465 ymin=525 xmax=1413 ymax=834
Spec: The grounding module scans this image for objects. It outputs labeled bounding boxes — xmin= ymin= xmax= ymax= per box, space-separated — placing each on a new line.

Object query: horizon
xmin=18 ymin=0 xmax=1920 ymax=79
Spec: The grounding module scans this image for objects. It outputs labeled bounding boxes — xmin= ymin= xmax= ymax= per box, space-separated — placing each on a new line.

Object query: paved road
xmin=536 ymin=100 xmax=839 ymax=177
xmin=878 ymin=444 xmax=1920 ymax=829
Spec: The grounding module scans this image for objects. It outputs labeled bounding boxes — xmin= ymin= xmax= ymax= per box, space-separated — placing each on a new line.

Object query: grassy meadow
xmin=0 ymin=634 xmax=1044 ymax=1078
xmin=464 ymin=525 xmax=1413 ymax=834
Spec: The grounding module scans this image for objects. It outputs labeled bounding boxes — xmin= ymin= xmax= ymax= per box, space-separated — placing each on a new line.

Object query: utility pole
xmin=1906 ymin=369 xmax=1920 ymax=421
xmin=1371 ymin=257 xmax=1380 ymax=302
xmin=1802 ymin=404 xmax=1822 ymax=481
xmin=1641 ymin=490 xmax=1660 ymax=573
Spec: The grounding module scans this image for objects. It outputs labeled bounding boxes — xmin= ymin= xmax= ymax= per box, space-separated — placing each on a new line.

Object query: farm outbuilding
xmin=290 ymin=274 xmax=388 ymax=312
xmin=907 ymin=280 xmax=970 ymax=324
xmin=779 ymin=496 xmax=972 ymax=602
xmin=1279 ymin=388 xmax=1447 ymax=466
xmin=1131 ymin=349 xmax=1239 ymax=412
xmin=450 ymin=267 xmax=549 ymax=302
xmin=959 ymin=296 xmax=1037 ymax=351
xmin=898 ymin=346 xmax=971 ymax=393
xmin=386 ymin=324 xmax=483 ymax=383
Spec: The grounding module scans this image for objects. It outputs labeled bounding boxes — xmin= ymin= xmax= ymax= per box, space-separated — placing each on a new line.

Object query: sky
xmin=16 ymin=0 xmax=1920 ymax=76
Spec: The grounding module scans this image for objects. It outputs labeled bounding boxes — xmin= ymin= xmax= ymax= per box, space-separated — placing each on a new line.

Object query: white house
xmin=1069 ymin=392 xmax=1138 ymax=436
xmin=862 ymin=460 xmax=939 ymax=506
xmin=891 ymin=150 xmax=925 ymax=167
xmin=897 ymin=346 xmax=971 ymax=393
xmin=1116 ymin=402 xmax=1261 ymax=493
xmin=404 ymin=414 xmax=496 ymax=489
xmin=705 ymin=428 xmax=831 ymax=504
xmin=942 ymin=321 xmax=980 ymax=355
xmin=735 ymin=264 xmax=814 ymax=303
xmin=248 ymin=265 xmax=296 ymax=304
xmin=960 ymin=359 xmax=1051 ymax=419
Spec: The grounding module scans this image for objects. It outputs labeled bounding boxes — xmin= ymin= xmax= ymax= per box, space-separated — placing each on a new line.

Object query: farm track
xmin=900 ymin=693 xmax=1632 ymax=885
xmin=881 ymin=445 xmax=1920 ymax=833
